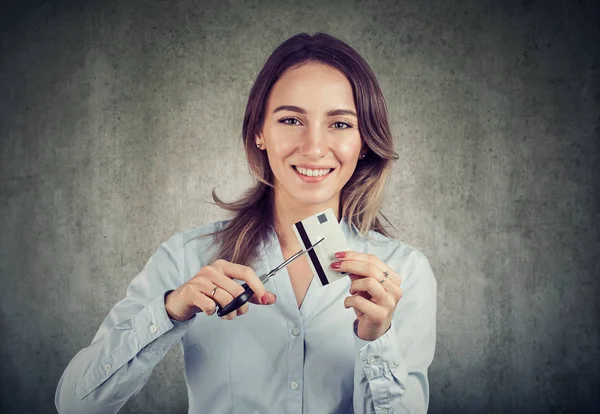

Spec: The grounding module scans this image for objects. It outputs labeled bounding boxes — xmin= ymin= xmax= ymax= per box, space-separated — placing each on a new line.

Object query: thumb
xmin=248 ymin=291 xmax=277 ymax=305
xmin=265 ymin=291 xmax=277 ymax=304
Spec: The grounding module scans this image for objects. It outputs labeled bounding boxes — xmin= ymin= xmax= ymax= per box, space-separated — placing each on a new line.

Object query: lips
xmin=292 ymin=165 xmax=333 ymax=175
xmin=292 ymin=165 xmax=335 ymax=171
xmin=291 ymin=165 xmax=334 ymax=182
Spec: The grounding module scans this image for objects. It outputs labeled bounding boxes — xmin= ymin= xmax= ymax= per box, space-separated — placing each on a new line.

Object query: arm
xmin=55 ymin=232 xmax=196 ymax=414
xmin=352 ymin=254 xmax=437 ymax=414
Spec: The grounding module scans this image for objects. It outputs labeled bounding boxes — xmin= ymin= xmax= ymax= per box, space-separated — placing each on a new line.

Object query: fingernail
xmin=331 ymin=261 xmax=341 ymax=269
xmin=334 ymin=252 xmax=346 ymax=258
xmin=261 ymin=294 xmax=268 ymax=305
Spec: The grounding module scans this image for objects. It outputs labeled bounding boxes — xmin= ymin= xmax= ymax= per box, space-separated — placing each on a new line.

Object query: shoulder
xmin=162 ymin=219 xmax=232 ymax=267
xmin=181 ymin=219 xmax=231 ymax=245
xmin=353 ymin=229 xmax=436 ymax=295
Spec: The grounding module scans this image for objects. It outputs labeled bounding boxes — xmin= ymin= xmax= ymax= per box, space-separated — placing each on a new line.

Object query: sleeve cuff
xmin=353 ymin=320 xmax=407 ymax=383
xmin=75 ymin=291 xmax=194 ymax=399
xmin=133 ymin=291 xmax=195 ymax=352
xmin=169 ymin=316 xmax=196 ymax=327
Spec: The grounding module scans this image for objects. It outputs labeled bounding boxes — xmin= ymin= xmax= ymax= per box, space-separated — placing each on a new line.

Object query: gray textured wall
xmin=1 ymin=0 xmax=598 ymax=413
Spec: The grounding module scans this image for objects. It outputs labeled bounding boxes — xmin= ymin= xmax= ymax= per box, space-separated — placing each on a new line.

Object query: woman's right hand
xmin=165 ymin=259 xmax=277 ymax=322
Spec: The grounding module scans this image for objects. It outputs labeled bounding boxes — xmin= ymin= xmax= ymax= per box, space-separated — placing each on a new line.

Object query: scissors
xmin=209 ymin=237 xmax=324 ymax=317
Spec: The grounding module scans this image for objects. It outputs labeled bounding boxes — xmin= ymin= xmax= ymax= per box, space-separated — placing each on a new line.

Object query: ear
xmin=359 ymin=143 xmax=368 ymax=157
xmin=255 ymin=132 xmax=263 ymax=146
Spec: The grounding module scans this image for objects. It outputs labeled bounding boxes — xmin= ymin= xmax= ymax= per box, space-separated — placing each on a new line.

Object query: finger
xmin=263 ymin=291 xmax=277 ymax=304
xmin=189 ymin=275 xmax=238 ymax=320
xmin=245 ymin=290 xmax=278 ymax=306
xmin=210 ymin=288 xmax=237 ymax=320
xmin=345 ymin=280 xmax=368 ymax=317
xmin=344 ymin=295 xmax=387 ymax=322
xmin=332 ymin=260 xmax=401 ymax=286
xmin=190 ymin=274 xmax=223 ymax=297
xmin=334 ymin=251 xmax=386 ymax=267
xmin=381 ymin=280 xmax=403 ymax=302
xmin=333 ymin=251 xmax=401 ymax=283
xmin=331 ymin=260 xmax=382 ymax=280
xmin=351 ymin=272 xmax=403 ymax=302
xmin=184 ymin=284 xmax=217 ymax=316
xmin=203 ymin=263 xmax=249 ymax=298
xmin=348 ymin=273 xmax=362 ymax=284
xmin=349 ymin=290 xmax=367 ymax=318
xmin=212 ymin=259 xmax=268 ymax=304
xmin=237 ymin=302 xmax=250 ymax=316
xmin=350 ymin=277 xmax=395 ymax=308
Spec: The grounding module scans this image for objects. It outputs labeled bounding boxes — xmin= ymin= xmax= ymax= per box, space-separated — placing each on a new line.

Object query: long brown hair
xmin=201 ymin=32 xmax=399 ymax=267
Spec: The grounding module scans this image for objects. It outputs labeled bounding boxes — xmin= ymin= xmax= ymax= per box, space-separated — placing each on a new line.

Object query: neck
xmin=272 ymin=191 xmax=341 ymax=251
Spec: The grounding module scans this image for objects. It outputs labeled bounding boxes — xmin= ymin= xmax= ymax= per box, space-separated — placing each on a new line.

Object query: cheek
xmin=269 ymin=142 xmax=296 ymax=162
xmin=335 ymin=140 xmax=362 ymax=163
xmin=263 ymin=126 xmax=297 ymax=160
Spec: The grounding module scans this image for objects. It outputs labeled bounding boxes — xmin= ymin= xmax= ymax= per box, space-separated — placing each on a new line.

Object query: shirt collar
xmin=339 ymin=216 xmax=358 ymax=240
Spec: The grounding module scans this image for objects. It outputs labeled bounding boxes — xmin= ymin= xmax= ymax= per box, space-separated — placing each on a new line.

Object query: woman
xmin=55 ymin=32 xmax=436 ymax=414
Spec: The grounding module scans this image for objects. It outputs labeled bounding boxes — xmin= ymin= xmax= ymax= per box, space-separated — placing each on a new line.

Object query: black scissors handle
xmin=216 ymin=271 xmax=272 ymax=316
xmin=216 ymin=282 xmax=255 ymax=317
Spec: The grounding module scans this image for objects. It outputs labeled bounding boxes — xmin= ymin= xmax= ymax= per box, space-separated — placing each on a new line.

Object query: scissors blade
xmin=261 ymin=237 xmax=325 ymax=283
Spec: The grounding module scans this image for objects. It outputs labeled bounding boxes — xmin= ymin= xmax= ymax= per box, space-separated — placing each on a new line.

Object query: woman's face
xmin=256 ymin=61 xmax=363 ymax=212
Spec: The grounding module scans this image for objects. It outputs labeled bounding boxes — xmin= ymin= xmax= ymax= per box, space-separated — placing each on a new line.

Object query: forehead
xmin=266 ymin=62 xmax=356 ymax=112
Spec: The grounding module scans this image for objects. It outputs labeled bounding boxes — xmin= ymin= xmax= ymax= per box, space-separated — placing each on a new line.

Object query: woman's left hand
xmin=331 ymin=251 xmax=403 ymax=341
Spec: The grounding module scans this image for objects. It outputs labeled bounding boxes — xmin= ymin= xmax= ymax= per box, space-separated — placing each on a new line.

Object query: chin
xmin=291 ymin=191 xmax=337 ymax=206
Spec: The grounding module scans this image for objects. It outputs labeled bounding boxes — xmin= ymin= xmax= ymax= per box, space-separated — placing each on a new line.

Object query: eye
xmin=278 ymin=117 xmax=302 ymax=126
xmin=331 ymin=121 xmax=354 ymax=129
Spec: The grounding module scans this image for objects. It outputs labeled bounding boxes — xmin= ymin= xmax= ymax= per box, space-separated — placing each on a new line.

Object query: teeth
xmin=295 ymin=167 xmax=331 ymax=177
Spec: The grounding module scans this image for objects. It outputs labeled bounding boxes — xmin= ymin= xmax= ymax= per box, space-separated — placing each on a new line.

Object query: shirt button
xmin=149 ymin=324 xmax=157 ymax=333
xmin=292 ymin=327 xmax=300 ymax=336
xmin=104 ymin=363 xmax=111 ymax=372
xmin=290 ymin=381 xmax=299 ymax=390
xmin=367 ymin=356 xmax=379 ymax=364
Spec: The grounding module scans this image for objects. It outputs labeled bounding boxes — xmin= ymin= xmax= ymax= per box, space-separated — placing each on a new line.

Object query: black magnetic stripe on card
xmin=295 ymin=221 xmax=329 ymax=286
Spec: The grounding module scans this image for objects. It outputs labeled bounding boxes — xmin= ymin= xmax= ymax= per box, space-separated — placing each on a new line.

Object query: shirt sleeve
xmin=55 ymin=231 xmax=197 ymax=414
xmin=352 ymin=253 xmax=437 ymax=414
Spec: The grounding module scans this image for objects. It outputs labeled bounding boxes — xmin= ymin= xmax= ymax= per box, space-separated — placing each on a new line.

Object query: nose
xmin=299 ymin=124 xmax=327 ymax=159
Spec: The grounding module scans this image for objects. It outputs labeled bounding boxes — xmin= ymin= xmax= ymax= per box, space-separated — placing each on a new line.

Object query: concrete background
xmin=1 ymin=0 xmax=598 ymax=413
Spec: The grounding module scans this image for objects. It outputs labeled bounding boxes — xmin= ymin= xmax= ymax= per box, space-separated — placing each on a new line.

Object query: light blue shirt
xmin=55 ymin=218 xmax=437 ymax=414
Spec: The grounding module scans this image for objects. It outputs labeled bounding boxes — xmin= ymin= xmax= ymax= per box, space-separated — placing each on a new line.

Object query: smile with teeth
xmin=293 ymin=166 xmax=333 ymax=177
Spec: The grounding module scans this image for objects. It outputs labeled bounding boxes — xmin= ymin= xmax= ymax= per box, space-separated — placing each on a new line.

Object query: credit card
xmin=292 ymin=208 xmax=349 ymax=286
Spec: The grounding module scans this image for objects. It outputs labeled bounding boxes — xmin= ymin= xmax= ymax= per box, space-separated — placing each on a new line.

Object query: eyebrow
xmin=273 ymin=105 xmax=357 ymax=118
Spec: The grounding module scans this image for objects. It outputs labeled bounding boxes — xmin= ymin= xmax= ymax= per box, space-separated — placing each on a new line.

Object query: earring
xmin=256 ymin=143 xmax=262 ymax=149
xmin=360 ymin=153 xmax=366 ymax=159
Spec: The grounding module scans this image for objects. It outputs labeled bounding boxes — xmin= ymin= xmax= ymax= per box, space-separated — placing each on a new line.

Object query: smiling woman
xmin=208 ymin=33 xmax=400 ymax=269
xmin=55 ymin=32 xmax=437 ymax=414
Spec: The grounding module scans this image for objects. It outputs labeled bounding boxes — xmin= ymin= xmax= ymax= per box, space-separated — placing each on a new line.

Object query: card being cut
xmin=293 ymin=208 xmax=350 ymax=286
